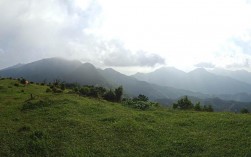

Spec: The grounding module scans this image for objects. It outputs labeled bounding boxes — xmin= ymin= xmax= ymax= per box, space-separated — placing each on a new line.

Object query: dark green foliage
xmin=52 ymin=87 xmax=63 ymax=93
xmin=53 ymin=79 xmax=61 ymax=86
xmin=79 ymin=86 xmax=90 ymax=96
xmin=14 ymin=83 xmax=19 ymax=87
xmin=115 ymin=86 xmax=123 ymax=102
xmin=103 ymin=89 xmax=116 ymax=101
xmin=194 ymin=102 xmax=201 ymax=111
xmin=65 ymin=83 xmax=80 ymax=89
xmin=20 ymin=78 xmax=27 ymax=84
xmin=203 ymin=105 xmax=214 ymax=112
xmin=123 ymin=94 xmax=159 ymax=110
xmin=78 ymin=85 xmax=123 ymax=102
xmin=79 ymin=86 xmax=99 ymax=97
xmin=45 ymin=88 xmax=52 ymax=93
xmin=47 ymin=80 xmax=65 ymax=93
xmin=60 ymin=83 xmax=65 ymax=90
xmin=133 ymin=94 xmax=149 ymax=102
xmin=240 ymin=108 xmax=249 ymax=114
xmin=173 ymin=96 xmax=194 ymax=110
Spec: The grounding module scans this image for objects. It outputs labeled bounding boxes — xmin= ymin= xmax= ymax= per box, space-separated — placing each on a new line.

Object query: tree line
xmin=173 ymin=96 xmax=214 ymax=112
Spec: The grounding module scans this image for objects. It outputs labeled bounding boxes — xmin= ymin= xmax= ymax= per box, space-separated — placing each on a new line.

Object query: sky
xmin=1 ymin=0 xmax=251 ymax=75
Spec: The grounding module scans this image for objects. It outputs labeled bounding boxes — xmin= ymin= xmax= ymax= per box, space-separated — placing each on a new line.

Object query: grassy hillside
xmin=0 ymin=79 xmax=251 ymax=156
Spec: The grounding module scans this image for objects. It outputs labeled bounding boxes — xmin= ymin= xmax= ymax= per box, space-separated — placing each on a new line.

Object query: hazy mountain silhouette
xmin=210 ymin=68 xmax=251 ymax=85
xmin=132 ymin=67 xmax=251 ymax=95
xmin=1 ymin=58 xmax=251 ymax=110
xmin=0 ymin=58 xmax=206 ymax=100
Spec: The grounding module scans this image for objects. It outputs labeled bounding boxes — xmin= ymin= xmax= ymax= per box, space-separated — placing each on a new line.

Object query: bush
xmin=103 ymin=89 xmax=116 ymax=102
xmin=46 ymin=88 xmax=52 ymax=93
xmin=14 ymin=83 xmax=19 ymax=87
xmin=60 ymin=84 xmax=65 ymax=90
xmin=202 ymin=105 xmax=214 ymax=112
xmin=122 ymin=95 xmax=159 ymax=110
xmin=173 ymin=96 xmax=194 ymax=110
xmin=136 ymin=94 xmax=149 ymax=102
xmin=115 ymin=86 xmax=123 ymax=102
xmin=240 ymin=108 xmax=249 ymax=114
xmin=20 ymin=78 xmax=27 ymax=84
xmin=194 ymin=102 xmax=201 ymax=111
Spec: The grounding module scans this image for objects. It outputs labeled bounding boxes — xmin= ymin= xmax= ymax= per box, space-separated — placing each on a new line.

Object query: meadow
xmin=0 ymin=78 xmax=250 ymax=156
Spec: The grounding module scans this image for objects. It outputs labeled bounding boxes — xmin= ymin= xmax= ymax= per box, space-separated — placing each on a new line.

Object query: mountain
xmin=98 ymin=68 xmax=208 ymax=100
xmin=133 ymin=67 xmax=186 ymax=90
xmin=210 ymin=68 xmax=251 ymax=85
xmin=132 ymin=67 xmax=251 ymax=95
xmin=1 ymin=58 xmax=251 ymax=110
xmin=0 ymin=58 xmax=206 ymax=100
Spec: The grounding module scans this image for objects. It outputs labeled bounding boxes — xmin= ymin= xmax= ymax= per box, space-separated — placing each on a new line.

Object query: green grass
xmin=0 ymin=79 xmax=251 ymax=156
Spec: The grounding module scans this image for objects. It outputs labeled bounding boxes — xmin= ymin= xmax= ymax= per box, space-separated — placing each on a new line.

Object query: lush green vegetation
xmin=173 ymin=96 xmax=214 ymax=112
xmin=0 ymin=78 xmax=251 ymax=156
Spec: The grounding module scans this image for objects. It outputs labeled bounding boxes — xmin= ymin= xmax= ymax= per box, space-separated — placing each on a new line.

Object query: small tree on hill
xmin=114 ymin=86 xmax=123 ymax=102
xmin=137 ymin=94 xmax=149 ymax=102
xmin=240 ymin=108 xmax=249 ymax=114
xmin=194 ymin=102 xmax=201 ymax=111
xmin=173 ymin=96 xmax=194 ymax=110
xmin=103 ymin=89 xmax=116 ymax=102
xmin=203 ymin=105 xmax=214 ymax=112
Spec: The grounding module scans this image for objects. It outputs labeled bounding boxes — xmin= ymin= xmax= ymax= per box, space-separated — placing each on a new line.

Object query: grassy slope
xmin=0 ymin=79 xmax=251 ymax=157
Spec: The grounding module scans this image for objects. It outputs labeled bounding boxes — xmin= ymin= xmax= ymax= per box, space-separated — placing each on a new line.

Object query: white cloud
xmin=1 ymin=0 xmax=251 ymax=73
xmin=90 ymin=0 xmax=251 ymax=71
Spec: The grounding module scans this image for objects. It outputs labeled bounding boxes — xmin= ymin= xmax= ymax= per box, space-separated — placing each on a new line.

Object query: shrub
xmin=203 ymin=105 xmax=214 ymax=112
xmin=173 ymin=96 xmax=194 ymax=110
xmin=60 ymin=84 xmax=65 ymax=90
xmin=240 ymin=108 xmax=249 ymax=114
xmin=122 ymin=95 xmax=159 ymax=110
xmin=20 ymin=78 xmax=26 ymax=84
xmin=194 ymin=102 xmax=201 ymax=111
xmin=115 ymin=86 xmax=123 ymax=102
xmin=136 ymin=94 xmax=149 ymax=102
xmin=52 ymin=87 xmax=62 ymax=93
xmin=79 ymin=87 xmax=90 ymax=96
xmin=46 ymin=88 xmax=52 ymax=93
xmin=103 ymin=89 xmax=116 ymax=101
xmin=14 ymin=83 xmax=19 ymax=87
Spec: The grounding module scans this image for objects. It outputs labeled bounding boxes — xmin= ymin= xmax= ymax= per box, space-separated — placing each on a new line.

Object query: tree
xmin=173 ymin=96 xmax=193 ymax=110
xmin=240 ymin=108 xmax=249 ymax=114
xmin=207 ymin=105 xmax=214 ymax=112
xmin=103 ymin=89 xmax=116 ymax=102
xmin=137 ymin=94 xmax=149 ymax=102
xmin=194 ymin=102 xmax=201 ymax=111
xmin=114 ymin=86 xmax=123 ymax=102
xmin=203 ymin=105 xmax=214 ymax=112
xmin=60 ymin=83 xmax=65 ymax=90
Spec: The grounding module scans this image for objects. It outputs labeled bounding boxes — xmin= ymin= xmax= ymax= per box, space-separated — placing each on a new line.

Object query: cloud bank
xmin=0 ymin=0 xmax=163 ymax=70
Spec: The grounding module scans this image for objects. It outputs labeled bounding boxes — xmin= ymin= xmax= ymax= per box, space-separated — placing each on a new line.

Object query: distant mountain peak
xmin=189 ymin=68 xmax=208 ymax=74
